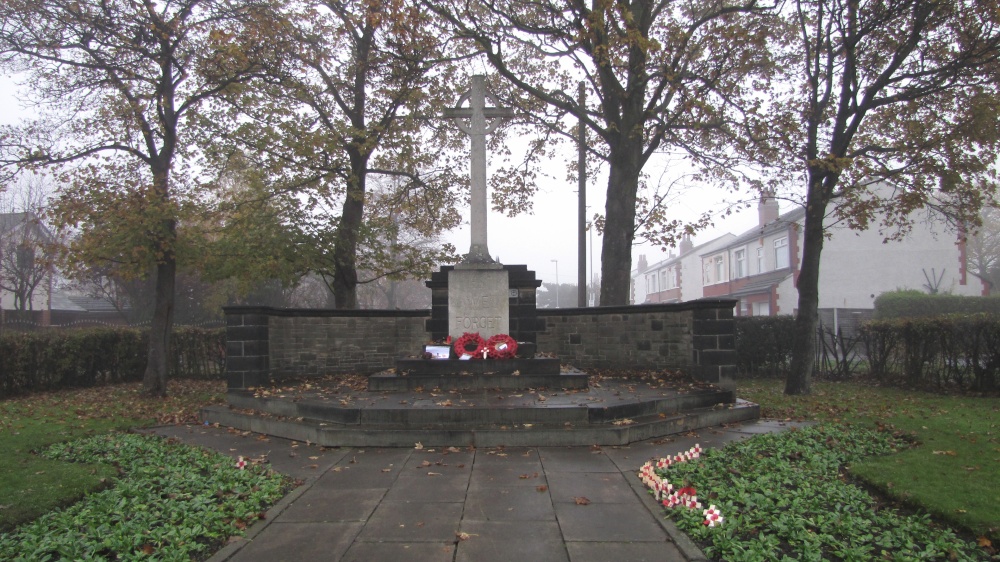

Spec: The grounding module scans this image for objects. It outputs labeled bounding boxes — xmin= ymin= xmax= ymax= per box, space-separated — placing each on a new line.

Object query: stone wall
xmin=223 ymin=299 xmax=737 ymax=390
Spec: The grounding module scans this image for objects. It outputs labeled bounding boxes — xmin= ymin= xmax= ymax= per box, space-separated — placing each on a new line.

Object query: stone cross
xmin=444 ymin=75 xmax=514 ymax=265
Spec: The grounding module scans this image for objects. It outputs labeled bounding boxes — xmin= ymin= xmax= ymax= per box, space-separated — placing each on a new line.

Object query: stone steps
xmin=200 ymin=381 xmax=759 ymax=447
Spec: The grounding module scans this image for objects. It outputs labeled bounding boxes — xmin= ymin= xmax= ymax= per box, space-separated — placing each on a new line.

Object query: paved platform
xmin=144 ymin=419 xmax=804 ymax=562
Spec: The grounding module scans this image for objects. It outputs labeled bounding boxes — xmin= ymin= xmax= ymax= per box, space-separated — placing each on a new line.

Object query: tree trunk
xmin=785 ymin=177 xmax=829 ymax=395
xmin=143 ymin=232 xmax=177 ymax=397
xmin=332 ymin=152 xmax=367 ymax=309
xmin=599 ymin=142 xmax=642 ymax=306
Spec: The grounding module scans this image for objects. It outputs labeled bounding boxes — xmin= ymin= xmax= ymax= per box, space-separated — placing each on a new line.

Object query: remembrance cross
xmin=443 ymin=75 xmax=514 ymax=265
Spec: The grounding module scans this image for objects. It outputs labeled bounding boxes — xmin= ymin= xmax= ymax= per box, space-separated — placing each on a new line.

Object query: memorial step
xmin=199 ymin=400 xmax=759 ymax=447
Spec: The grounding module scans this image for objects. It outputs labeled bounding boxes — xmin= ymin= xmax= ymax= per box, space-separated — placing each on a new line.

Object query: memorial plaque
xmin=448 ymin=267 xmax=510 ymax=339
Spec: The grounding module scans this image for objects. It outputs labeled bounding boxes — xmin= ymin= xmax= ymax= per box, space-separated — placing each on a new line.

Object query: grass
xmin=0 ymin=380 xmax=227 ymax=531
xmin=651 ymin=424 xmax=988 ymax=561
xmin=740 ymin=378 xmax=999 ymax=541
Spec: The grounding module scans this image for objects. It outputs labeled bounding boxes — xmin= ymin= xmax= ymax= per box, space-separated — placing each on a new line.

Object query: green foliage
xmin=659 ymin=424 xmax=987 ymax=561
xmin=734 ymin=316 xmax=798 ymax=377
xmin=0 ymin=328 xmax=225 ymax=398
xmin=0 ymin=433 xmax=289 ymax=561
xmin=874 ymin=291 xmax=1000 ymax=319
xmin=860 ymin=315 xmax=1000 ymax=391
xmin=0 ymin=380 xmax=225 ymax=531
xmin=740 ymin=379 xmax=1000 ymax=544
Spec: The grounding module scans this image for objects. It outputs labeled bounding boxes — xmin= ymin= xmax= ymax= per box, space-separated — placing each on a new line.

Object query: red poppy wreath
xmin=485 ymin=334 xmax=518 ymax=359
xmin=453 ymin=332 xmax=486 ymax=359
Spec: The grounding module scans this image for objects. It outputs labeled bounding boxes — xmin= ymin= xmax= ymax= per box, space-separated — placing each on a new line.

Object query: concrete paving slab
xmin=455 ymin=520 xmax=569 ymax=562
xmin=566 ymin=541 xmax=686 ymax=562
xmin=226 ymin=521 xmax=363 ymax=562
xmin=546 ymin=471 xmax=636 ymax=504
xmin=539 ymin=446 xmax=620 ymax=472
xmin=356 ymin=501 xmax=465 ymax=542
xmin=341 ymin=541 xmax=456 ymax=562
xmin=554 ymin=502 xmax=670 ymax=542
xmin=277 ymin=487 xmax=385 ymax=522
xmin=385 ymin=471 xmax=472 ymax=502
xmin=468 ymin=463 xmax=546 ymax=490
xmin=464 ymin=486 xmax=557 ymax=521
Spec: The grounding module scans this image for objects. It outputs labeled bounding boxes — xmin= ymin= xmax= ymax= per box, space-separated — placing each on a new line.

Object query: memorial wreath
xmin=453 ymin=332 xmax=486 ymax=359
xmin=485 ymin=334 xmax=518 ymax=359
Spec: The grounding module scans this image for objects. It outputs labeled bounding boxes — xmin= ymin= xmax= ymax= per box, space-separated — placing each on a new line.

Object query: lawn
xmin=0 ymin=380 xmax=227 ymax=531
xmin=663 ymin=377 xmax=999 ymax=560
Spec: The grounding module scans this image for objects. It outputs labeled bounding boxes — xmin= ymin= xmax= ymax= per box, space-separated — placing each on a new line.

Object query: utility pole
xmin=577 ymin=82 xmax=587 ymax=307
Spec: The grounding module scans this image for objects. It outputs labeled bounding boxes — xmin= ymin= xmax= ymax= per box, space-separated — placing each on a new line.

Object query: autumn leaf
xmin=536 ymin=485 xmax=548 ymax=492
xmin=932 ymin=450 xmax=958 ymax=456
xmin=574 ymin=496 xmax=591 ymax=505
xmin=978 ymin=536 xmax=992 ymax=548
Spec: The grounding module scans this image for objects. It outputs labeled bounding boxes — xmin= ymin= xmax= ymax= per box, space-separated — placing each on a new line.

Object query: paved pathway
xmin=147 ymin=420 xmax=798 ymax=562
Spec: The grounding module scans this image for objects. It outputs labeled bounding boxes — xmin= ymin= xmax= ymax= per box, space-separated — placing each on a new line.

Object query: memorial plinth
xmin=448 ymin=265 xmax=509 ymax=340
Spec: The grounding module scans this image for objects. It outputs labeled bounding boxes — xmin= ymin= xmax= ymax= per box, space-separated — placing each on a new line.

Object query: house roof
xmin=66 ymin=295 xmax=124 ymax=313
xmin=719 ymin=207 xmax=806 ymax=251
xmin=0 ymin=212 xmax=55 ymax=243
xmin=728 ymin=269 xmax=793 ymax=297
xmin=642 ymin=234 xmax=736 ymax=273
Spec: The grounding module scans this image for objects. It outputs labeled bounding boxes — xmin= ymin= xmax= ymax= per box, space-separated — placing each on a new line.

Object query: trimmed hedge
xmin=873 ymin=290 xmax=1000 ymax=319
xmin=0 ymin=327 xmax=225 ymax=398
xmin=735 ymin=316 xmax=797 ymax=377
xmin=860 ymin=314 xmax=1000 ymax=391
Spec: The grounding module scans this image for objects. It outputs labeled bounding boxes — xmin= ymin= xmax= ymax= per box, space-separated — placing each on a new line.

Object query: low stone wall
xmin=223 ymin=299 xmax=737 ymax=390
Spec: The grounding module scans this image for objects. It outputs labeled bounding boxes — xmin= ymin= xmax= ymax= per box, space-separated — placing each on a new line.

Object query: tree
xmin=0 ymin=175 xmax=56 ymax=313
xmin=967 ymin=206 xmax=1000 ymax=291
xmin=209 ymin=0 xmax=466 ymax=309
xmin=427 ymin=0 xmax=776 ymax=305
xmin=740 ymin=0 xmax=1000 ymax=394
xmin=0 ymin=0 xmax=277 ymax=396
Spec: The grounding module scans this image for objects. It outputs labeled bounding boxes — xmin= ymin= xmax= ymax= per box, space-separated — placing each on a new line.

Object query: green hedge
xmin=860 ymin=315 xmax=1000 ymax=391
xmin=735 ymin=316 xmax=798 ymax=377
xmin=0 ymin=327 xmax=225 ymax=399
xmin=873 ymin=290 xmax=1000 ymax=319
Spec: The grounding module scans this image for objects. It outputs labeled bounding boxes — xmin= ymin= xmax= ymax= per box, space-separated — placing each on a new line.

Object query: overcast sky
xmin=0 ymin=74 xmax=769 ymax=291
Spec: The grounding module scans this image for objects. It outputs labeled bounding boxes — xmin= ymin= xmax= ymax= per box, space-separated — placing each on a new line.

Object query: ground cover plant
xmin=655 ymin=424 xmax=992 ymax=560
xmin=0 ymin=432 xmax=289 ymax=561
xmin=0 ymin=380 xmax=226 ymax=531
xmin=741 ymin=378 xmax=999 ymax=541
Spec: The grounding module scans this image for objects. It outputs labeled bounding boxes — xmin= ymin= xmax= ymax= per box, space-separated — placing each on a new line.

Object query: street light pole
xmin=551 ymin=259 xmax=559 ymax=308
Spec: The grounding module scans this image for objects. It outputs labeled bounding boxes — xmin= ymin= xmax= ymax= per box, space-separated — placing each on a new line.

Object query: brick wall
xmin=223 ymin=299 xmax=737 ymax=390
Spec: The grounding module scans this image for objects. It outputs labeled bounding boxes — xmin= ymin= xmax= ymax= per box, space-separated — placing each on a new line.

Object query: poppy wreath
xmin=453 ymin=332 xmax=486 ymax=358
xmin=485 ymin=334 xmax=518 ymax=359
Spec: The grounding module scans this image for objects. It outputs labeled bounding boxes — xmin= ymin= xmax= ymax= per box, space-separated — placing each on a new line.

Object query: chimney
xmin=637 ymin=254 xmax=648 ymax=273
xmin=679 ymin=234 xmax=694 ymax=254
xmin=758 ymin=189 xmax=779 ymax=226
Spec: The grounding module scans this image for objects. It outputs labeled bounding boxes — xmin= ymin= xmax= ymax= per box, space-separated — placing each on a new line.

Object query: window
xmin=660 ymin=270 xmax=667 ymax=291
xmin=756 ymin=247 xmax=764 ymax=273
xmin=704 ymin=262 xmax=711 ymax=285
xmin=714 ymin=255 xmax=724 ymax=281
xmin=666 ymin=267 xmax=676 ymax=289
xmin=774 ymin=237 xmax=789 ymax=269
xmin=753 ymin=301 xmax=770 ymax=316
xmin=734 ymin=249 xmax=746 ymax=278
xmin=647 ymin=274 xmax=657 ymax=294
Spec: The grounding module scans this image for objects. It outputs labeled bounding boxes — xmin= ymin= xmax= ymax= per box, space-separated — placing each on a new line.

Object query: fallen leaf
xmin=414 ymin=442 xmax=424 ymax=449
xmin=456 ymin=532 xmax=474 ymax=541
xmin=574 ymin=496 xmax=591 ymax=505
xmin=381 ymin=468 xmax=392 ymax=473
xmin=428 ymin=472 xmax=442 ymax=476
xmin=536 ymin=485 xmax=548 ymax=492
xmin=979 ymin=536 xmax=993 ymax=548
xmin=932 ymin=450 xmax=958 ymax=456
xmin=309 ymin=456 xmax=319 ymax=460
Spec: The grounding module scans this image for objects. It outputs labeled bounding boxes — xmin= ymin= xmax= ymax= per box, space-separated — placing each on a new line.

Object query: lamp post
xmin=551 ymin=259 xmax=559 ymax=308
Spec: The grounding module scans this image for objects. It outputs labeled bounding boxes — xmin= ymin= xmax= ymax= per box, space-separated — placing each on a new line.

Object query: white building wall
xmin=816 ymin=213 xmax=982 ymax=309
xmin=683 ymin=234 xmax=735 ymax=300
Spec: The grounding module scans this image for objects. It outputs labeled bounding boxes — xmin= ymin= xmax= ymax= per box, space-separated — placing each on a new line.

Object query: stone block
xmin=448 ymin=268 xmax=510 ymax=339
